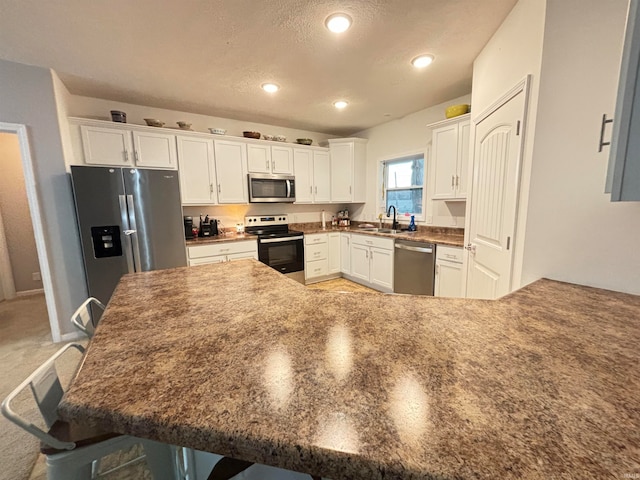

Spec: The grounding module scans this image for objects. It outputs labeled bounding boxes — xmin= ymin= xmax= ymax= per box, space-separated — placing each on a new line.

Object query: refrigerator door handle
xmin=125 ymin=194 xmax=143 ymax=272
xmin=118 ymin=195 xmax=136 ymax=274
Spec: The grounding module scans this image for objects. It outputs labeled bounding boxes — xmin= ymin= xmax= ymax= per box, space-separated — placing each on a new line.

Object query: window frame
xmin=378 ymin=150 xmax=427 ymax=222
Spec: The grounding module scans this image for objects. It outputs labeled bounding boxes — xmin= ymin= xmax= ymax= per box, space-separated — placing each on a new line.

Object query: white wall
xmin=0 ymin=59 xmax=87 ymax=338
xmin=521 ymin=0 xmax=640 ymax=294
xmin=352 ymin=94 xmax=471 ymax=227
xmin=470 ymin=0 xmax=546 ymax=290
xmin=67 ymin=96 xmax=338 ymax=149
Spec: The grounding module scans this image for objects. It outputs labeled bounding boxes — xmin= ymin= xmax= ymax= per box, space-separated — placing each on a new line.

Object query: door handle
xmin=465 ymin=243 xmax=477 ymax=254
xmin=286 ymin=179 xmax=291 ymax=198
xmin=119 ymin=195 xmax=135 ymax=273
xmin=126 ymin=195 xmax=143 ymax=272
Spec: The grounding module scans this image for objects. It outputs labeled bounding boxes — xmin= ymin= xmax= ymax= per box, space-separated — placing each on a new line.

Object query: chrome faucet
xmin=386 ymin=205 xmax=398 ymax=230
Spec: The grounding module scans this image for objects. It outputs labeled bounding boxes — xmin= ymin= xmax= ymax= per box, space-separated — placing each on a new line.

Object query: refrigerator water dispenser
xmin=90 ymin=226 xmax=123 ymax=258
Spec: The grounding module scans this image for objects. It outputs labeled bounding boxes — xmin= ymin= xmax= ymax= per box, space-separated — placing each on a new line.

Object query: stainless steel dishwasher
xmin=394 ymin=239 xmax=435 ymax=295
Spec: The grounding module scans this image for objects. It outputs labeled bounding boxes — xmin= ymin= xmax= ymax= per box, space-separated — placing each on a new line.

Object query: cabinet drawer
xmin=306 ymin=243 xmax=328 ymax=262
xmin=188 ymin=256 xmax=225 ymax=266
xmin=305 ymin=233 xmax=327 ymax=245
xmin=350 ymin=233 xmax=394 ymax=250
xmin=188 ymin=240 xmax=256 ymax=259
xmin=306 ymin=259 xmax=328 ymax=279
xmin=436 ymin=245 xmax=463 ymax=263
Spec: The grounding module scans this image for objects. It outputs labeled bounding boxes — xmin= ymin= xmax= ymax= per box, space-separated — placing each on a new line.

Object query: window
xmin=382 ymin=154 xmax=425 ymax=216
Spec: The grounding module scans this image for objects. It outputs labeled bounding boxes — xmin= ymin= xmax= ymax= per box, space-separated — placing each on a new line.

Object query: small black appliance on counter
xmin=198 ymin=215 xmax=219 ymax=237
xmin=184 ymin=216 xmax=194 ymax=239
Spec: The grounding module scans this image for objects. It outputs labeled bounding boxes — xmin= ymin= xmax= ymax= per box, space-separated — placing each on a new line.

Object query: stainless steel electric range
xmin=244 ymin=214 xmax=305 ymax=284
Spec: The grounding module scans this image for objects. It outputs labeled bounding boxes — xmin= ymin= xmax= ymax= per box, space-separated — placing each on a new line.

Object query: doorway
xmin=0 ymin=123 xmax=59 ymax=341
xmin=465 ymin=77 xmax=530 ymax=299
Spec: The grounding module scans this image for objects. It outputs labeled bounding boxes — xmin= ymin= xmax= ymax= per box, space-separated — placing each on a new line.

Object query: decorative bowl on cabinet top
xmin=144 ymin=118 xmax=165 ymax=127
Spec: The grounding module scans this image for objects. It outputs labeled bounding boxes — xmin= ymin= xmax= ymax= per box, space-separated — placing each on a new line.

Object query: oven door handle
xmin=260 ymin=235 xmax=304 ymax=244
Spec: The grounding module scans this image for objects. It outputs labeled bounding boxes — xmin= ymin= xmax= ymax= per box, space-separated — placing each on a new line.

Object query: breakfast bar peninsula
xmin=59 ymin=260 xmax=640 ymax=479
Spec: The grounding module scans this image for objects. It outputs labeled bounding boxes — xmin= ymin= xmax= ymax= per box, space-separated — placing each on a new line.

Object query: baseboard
xmin=304 ymin=272 xmax=341 ymax=285
xmin=16 ymin=288 xmax=44 ymax=297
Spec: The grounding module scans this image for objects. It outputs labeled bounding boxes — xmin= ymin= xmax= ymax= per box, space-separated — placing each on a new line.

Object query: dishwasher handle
xmin=395 ymin=243 xmax=433 ymax=254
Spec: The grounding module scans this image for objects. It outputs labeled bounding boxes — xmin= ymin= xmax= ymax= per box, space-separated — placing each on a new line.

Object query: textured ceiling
xmin=0 ymin=0 xmax=517 ymax=135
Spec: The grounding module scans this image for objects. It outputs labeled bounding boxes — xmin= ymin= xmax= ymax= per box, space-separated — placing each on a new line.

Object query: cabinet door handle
xmin=455 ymin=175 xmax=459 ymax=187
xmin=315 ymin=186 xmax=318 ymax=194
xmin=451 ymin=175 xmax=455 ymax=188
xmin=124 ymin=151 xmax=129 ymax=162
xmin=370 ymin=250 xmax=373 ymax=259
xmin=598 ymin=113 xmax=614 ymax=152
xmin=217 ymin=184 xmax=221 ymax=193
xmin=266 ymin=160 xmax=269 ymax=170
xmin=310 ymin=186 xmax=313 ymax=194
xmin=349 ymin=186 xmax=352 ymax=194
xmin=134 ymin=150 xmax=139 ymax=162
xmin=210 ymin=184 xmax=214 ymax=193
xmin=365 ymin=250 xmax=368 ymax=259
xmin=435 ymin=264 xmax=439 ymax=274
xmin=272 ymin=160 xmax=275 ymax=170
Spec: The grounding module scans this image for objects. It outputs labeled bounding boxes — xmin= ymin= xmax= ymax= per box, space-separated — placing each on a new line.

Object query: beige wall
xmin=521 ymin=0 xmax=640 ymax=294
xmin=0 ymin=59 xmax=88 ymax=340
xmin=352 ymin=93 xmax=472 ymax=227
xmin=0 ymin=133 xmax=42 ymax=292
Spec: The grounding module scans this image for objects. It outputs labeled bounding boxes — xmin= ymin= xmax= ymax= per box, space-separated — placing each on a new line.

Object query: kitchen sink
xmin=356 ymin=227 xmax=404 ymax=234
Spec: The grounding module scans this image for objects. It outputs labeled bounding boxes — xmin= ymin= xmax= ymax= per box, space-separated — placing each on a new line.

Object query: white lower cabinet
xmin=434 ymin=245 xmax=463 ymax=298
xmin=347 ymin=234 xmax=394 ymax=292
xmin=187 ymin=240 xmax=257 ymax=266
xmin=328 ymin=232 xmax=340 ymax=274
xmin=304 ymin=233 xmax=340 ymax=283
xmin=340 ymin=233 xmax=351 ymax=274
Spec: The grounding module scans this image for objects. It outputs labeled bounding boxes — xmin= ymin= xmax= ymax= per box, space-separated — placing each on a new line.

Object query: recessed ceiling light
xmin=325 ymin=13 xmax=352 ymax=33
xmin=261 ymin=83 xmax=280 ymax=93
xmin=334 ymin=100 xmax=349 ymax=109
xmin=411 ymin=54 xmax=435 ymax=69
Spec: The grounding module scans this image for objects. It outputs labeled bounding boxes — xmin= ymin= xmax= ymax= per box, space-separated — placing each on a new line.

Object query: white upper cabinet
xmin=328 ymin=138 xmax=367 ymax=203
xmin=177 ymin=136 xmax=217 ymax=205
xmin=313 ymin=150 xmax=331 ymax=203
xmin=271 ymin=145 xmax=293 ymax=174
xmin=293 ymin=149 xmax=313 ymax=203
xmin=79 ymin=123 xmax=177 ymax=169
xmin=294 ymin=148 xmax=331 ymax=204
xmin=214 ymin=139 xmax=248 ymax=204
xmin=132 ymin=130 xmax=177 ymax=169
xmin=247 ymin=144 xmax=272 ymax=174
xmin=81 ymin=125 xmax=133 ymax=166
xmin=430 ymin=115 xmax=470 ymax=200
xmin=247 ymin=143 xmax=293 ymax=174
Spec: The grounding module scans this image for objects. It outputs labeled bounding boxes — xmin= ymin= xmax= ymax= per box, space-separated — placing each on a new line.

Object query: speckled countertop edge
xmin=59 ymin=261 xmax=640 ymax=480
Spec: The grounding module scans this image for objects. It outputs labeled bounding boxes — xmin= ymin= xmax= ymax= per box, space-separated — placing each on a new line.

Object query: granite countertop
xmin=59 ymin=261 xmax=640 ymax=479
xmin=290 ymin=222 xmax=465 ymax=247
xmin=185 ymin=232 xmax=257 ymax=246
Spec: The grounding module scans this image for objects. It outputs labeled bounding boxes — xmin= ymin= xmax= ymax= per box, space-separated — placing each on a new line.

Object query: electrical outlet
xmin=32 ymin=272 xmax=41 ymax=281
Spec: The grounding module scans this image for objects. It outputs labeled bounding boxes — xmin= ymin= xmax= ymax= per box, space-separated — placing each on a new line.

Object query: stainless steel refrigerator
xmin=71 ymin=166 xmax=187 ymax=314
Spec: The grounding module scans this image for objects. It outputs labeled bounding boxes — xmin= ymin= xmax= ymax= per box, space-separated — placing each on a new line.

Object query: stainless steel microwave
xmin=248 ymin=174 xmax=296 ymax=203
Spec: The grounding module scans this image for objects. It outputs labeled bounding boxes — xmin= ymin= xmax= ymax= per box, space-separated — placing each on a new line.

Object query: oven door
xmin=258 ymin=235 xmax=304 ymax=274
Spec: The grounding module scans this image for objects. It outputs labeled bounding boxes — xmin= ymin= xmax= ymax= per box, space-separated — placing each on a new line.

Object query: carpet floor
xmin=0 ymin=294 xmax=151 ymax=480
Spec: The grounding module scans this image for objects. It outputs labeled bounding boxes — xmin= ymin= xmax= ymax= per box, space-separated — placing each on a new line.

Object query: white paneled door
xmin=466 ymin=86 xmax=527 ymax=299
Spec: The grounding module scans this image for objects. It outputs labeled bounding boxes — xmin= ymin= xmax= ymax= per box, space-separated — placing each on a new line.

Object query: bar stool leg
xmin=46 ymin=455 xmax=93 ymax=480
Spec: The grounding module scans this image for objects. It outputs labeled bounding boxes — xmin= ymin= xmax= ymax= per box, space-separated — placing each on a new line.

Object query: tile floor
xmin=305 ymin=278 xmax=381 ymax=294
